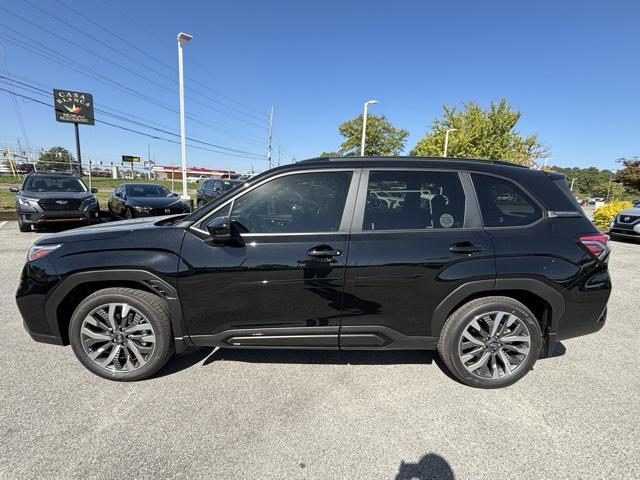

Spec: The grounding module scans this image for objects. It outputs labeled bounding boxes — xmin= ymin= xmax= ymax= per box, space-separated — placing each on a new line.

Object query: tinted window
xmin=125 ymin=184 xmax=171 ymax=197
xmin=230 ymin=171 xmax=352 ymax=233
xmin=23 ymin=176 xmax=86 ymax=193
xmin=472 ymin=174 xmax=542 ymax=227
xmin=363 ymin=171 xmax=465 ymax=230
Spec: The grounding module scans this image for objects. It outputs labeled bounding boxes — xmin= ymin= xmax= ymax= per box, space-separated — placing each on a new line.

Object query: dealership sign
xmin=122 ymin=155 xmax=141 ymax=163
xmin=53 ymin=89 xmax=95 ymax=125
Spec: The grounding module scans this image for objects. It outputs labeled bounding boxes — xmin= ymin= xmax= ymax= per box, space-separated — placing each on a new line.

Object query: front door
xmin=340 ymin=169 xmax=495 ymax=348
xmin=179 ymin=169 xmax=359 ymax=348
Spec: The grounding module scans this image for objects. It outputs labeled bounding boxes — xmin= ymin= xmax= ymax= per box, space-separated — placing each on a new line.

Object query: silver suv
xmin=609 ymin=207 xmax=640 ymax=241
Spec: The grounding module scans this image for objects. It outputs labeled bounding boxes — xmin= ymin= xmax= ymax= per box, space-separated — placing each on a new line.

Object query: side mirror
xmin=115 ymin=191 xmax=122 ymax=198
xmin=9 ymin=187 xmax=19 ymax=193
xmin=207 ymin=216 xmax=231 ymax=243
xmin=91 ymin=187 xmax=98 ymax=193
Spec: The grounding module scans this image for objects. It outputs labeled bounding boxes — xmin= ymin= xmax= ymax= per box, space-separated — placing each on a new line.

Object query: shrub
xmin=592 ymin=200 xmax=634 ymax=230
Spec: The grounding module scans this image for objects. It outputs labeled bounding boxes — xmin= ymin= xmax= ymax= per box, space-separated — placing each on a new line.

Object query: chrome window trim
xmin=189 ymin=168 xmax=358 ymax=237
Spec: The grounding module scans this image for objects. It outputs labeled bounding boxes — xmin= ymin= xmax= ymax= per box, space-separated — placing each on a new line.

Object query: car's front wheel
xmin=69 ymin=288 xmax=175 ymax=381
xmin=17 ymin=215 xmax=31 ymax=232
xmin=124 ymin=207 xmax=134 ymax=220
xmin=437 ymin=296 xmax=542 ymax=388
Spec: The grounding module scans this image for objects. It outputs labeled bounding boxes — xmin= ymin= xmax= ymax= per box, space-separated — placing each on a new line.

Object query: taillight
xmin=579 ymin=234 xmax=609 ymax=258
xmin=28 ymin=244 xmax=62 ymax=262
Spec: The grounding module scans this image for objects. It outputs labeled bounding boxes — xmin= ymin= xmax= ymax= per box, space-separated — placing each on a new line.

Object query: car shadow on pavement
xmin=396 ymin=453 xmax=455 ymax=480
xmin=152 ymin=341 xmax=566 ymax=380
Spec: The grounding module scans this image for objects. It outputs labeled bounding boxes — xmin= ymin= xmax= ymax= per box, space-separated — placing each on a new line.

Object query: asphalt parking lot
xmin=0 ymin=221 xmax=638 ymax=480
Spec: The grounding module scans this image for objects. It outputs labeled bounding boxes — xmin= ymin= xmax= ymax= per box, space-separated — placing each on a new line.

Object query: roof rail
xmin=300 ymin=156 xmax=531 ymax=169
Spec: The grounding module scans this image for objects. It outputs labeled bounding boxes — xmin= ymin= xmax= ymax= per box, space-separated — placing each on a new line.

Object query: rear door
xmin=340 ymin=169 xmax=495 ymax=348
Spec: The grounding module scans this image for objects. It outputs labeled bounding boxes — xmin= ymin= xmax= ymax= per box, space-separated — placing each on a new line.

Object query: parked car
xmin=10 ymin=171 xmax=99 ymax=232
xmin=17 ymin=157 xmax=611 ymax=388
xmin=195 ymin=178 xmax=241 ymax=208
xmin=107 ymin=183 xmax=190 ymax=219
xmin=632 ymin=199 xmax=640 ymax=208
xmin=609 ymin=206 xmax=640 ymax=241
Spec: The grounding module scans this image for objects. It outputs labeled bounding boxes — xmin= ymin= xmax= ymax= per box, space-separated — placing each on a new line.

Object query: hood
xmin=19 ymin=190 xmax=93 ymax=200
xmin=36 ymin=215 xmax=187 ymax=245
xmin=127 ymin=196 xmax=187 ymax=208
xmin=617 ymin=207 xmax=640 ymax=216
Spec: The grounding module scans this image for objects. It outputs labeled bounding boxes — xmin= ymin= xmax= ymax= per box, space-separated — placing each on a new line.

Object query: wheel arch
xmin=45 ymin=269 xmax=189 ymax=352
xmin=431 ymin=279 xmax=565 ymax=342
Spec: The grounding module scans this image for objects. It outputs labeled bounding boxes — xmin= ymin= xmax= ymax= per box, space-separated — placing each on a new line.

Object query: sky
xmin=0 ymin=0 xmax=637 ymax=173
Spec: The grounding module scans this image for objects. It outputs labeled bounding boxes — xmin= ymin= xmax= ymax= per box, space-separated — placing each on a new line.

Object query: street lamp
xmin=443 ymin=128 xmax=457 ymax=157
xmin=177 ymin=32 xmax=192 ymax=201
xmin=360 ymin=99 xmax=379 ymax=156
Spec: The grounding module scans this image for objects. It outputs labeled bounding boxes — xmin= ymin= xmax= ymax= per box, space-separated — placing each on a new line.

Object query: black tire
xmin=437 ymin=296 xmax=542 ymax=389
xmin=17 ymin=215 xmax=30 ymax=232
xmin=69 ymin=287 xmax=174 ymax=381
xmin=197 ymin=199 xmax=204 ymax=209
xmin=124 ymin=207 xmax=134 ymax=220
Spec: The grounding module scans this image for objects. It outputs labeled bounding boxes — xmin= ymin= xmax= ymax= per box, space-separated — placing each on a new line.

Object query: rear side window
xmin=363 ymin=170 xmax=465 ymax=230
xmin=472 ymin=174 xmax=542 ymax=227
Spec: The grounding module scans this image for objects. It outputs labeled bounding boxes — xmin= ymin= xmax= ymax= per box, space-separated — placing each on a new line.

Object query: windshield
xmin=126 ymin=184 xmax=172 ymax=197
xmin=23 ymin=176 xmax=86 ymax=193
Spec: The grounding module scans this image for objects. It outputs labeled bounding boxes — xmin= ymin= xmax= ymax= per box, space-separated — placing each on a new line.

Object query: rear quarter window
xmin=472 ymin=174 xmax=542 ymax=227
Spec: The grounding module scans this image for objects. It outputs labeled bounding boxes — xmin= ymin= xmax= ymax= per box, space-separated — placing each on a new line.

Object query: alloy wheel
xmin=458 ymin=311 xmax=531 ymax=379
xmin=80 ymin=303 xmax=156 ymax=372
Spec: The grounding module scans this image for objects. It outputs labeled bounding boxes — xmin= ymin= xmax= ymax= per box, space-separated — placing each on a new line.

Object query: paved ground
xmin=0 ymin=221 xmax=638 ymax=480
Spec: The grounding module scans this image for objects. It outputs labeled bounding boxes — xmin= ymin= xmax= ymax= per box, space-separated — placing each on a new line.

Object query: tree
xmin=550 ymin=166 xmax=614 ymax=199
xmin=336 ymin=114 xmax=409 ymax=157
xmin=616 ymin=157 xmax=640 ymax=192
xmin=38 ymin=146 xmax=75 ymax=171
xmin=319 ymin=151 xmax=342 ymax=158
xmin=411 ymin=99 xmax=549 ymax=167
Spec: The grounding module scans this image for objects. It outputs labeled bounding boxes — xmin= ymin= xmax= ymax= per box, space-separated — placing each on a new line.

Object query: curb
xmin=0 ymin=211 xmax=17 ymax=221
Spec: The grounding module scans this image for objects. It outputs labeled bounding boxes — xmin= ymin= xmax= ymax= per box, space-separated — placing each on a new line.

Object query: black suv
xmin=10 ymin=172 xmax=99 ymax=232
xmin=16 ymin=158 xmax=611 ymax=388
xmin=195 ymin=178 xmax=240 ymax=208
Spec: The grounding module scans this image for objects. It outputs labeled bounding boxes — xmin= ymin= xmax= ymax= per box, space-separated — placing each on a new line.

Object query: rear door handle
xmin=450 ymin=242 xmax=484 ymax=255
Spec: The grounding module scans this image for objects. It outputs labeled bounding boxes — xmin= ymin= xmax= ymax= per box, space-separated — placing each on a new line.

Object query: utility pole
xmin=360 ymin=100 xmax=379 ymax=156
xmin=267 ymin=106 xmax=274 ymax=170
xmin=177 ymin=32 xmax=192 ymax=201
xmin=444 ymin=128 xmax=457 ymax=157
xmin=570 ymin=177 xmax=576 ymax=192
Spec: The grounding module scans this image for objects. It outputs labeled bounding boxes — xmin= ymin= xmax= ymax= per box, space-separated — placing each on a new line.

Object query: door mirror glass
xmin=9 ymin=187 xmax=19 ymax=193
xmin=207 ymin=216 xmax=231 ymax=242
xmin=91 ymin=187 xmax=98 ymax=193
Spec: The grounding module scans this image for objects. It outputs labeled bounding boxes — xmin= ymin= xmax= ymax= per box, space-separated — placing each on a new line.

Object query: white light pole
xmin=360 ymin=99 xmax=379 ymax=156
xmin=177 ymin=32 xmax=192 ymax=201
xmin=443 ymin=128 xmax=457 ymax=157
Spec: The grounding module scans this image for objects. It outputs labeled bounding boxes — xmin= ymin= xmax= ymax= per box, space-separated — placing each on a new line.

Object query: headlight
xmin=133 ymin=205 xmax=151 ymax=213
xmin=28 ymin=243 xmax=61 ymax=262
xmin=18 ymin=197 xmax=38 ymax=207
xmin=84 ymin=196 xmax=97 ymax=204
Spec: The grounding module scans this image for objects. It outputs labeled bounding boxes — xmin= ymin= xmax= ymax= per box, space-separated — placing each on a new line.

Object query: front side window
xmin=471 ymin=174 xmax=542 ymax=227
xmin=363 ymin=171 xmax=465 ymax=230
xmin=229 ymin=171 xmax=353 ymax=233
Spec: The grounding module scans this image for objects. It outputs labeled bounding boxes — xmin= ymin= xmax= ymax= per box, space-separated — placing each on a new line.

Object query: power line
xmin=0 ymin=87 xmax=266 ymax=160
xmin=0 ymin=28 xmax=266 ymax=145
xmin=53 ymin=0 xmax=268 ymax=119
xmin=94 ymin=0 xmax=267 ymax=117
xmin=2 ymin=4 xmax=267 ymax=128
xmin=0 ymin=74 xmax=265 ymax=156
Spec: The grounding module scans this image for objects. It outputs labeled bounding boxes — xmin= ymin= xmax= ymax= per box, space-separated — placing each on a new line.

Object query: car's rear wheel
xmin=69 ymin=288 xmax=174 ymax=381
xmin=437 ymin=296 xmax=542 ymax=388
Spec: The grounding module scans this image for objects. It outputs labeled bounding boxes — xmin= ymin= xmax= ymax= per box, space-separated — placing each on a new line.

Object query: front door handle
xmin=450 ymin=242 xmax=484 ymax=255
xmin=306 ymin=245 xmax=342 ymax=260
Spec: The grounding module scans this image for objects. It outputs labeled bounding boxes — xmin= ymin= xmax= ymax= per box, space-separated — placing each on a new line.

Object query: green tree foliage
xmin=616 ymin=157 xmax=640 ymax=192
xmin=38 ymin=146 xmax=75 ymax=171
xmin=411 ymin=99 xmax=549 ymax=167
xmin=550 ymin=166 xmax=614 ymax=199
xmin=319 ymin=151 xmax=342 ymax=158
xmin=336 ymin=114 xmax=409 ymax=157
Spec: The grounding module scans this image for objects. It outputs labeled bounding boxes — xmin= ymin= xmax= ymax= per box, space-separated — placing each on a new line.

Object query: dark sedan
xmin=196 ymin=179 xmax=241 ymax=208
xmin=108 ymin=183 xmax=190 ymax=219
